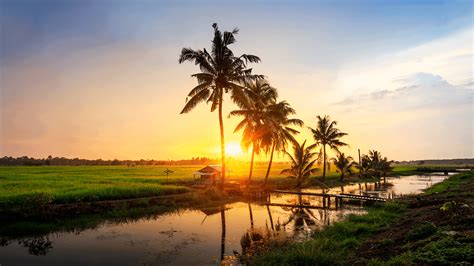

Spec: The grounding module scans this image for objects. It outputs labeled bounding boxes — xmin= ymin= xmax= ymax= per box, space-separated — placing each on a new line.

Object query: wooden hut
xmin=194 ymin=165 xmax=221 ymax=184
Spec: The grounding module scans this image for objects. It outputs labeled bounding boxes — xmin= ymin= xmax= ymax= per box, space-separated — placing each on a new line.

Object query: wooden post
xmin=358 ymin=148 xmax=361 ymax=178
xmin=328 ymin=196 xmax=331 ymax=208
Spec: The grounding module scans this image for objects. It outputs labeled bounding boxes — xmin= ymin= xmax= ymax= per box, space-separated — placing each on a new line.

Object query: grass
xmin=425 ymin=170 xmax=474 ymax=195
xmin=0 ymin=166 xmax=195 ymax=208
xmin=252 ymin=202 xmax=406 ymax=265
xmin=252 ymin=170 xmax=474 ymax=265
xmin=0 ymin=163 xmax=349 ymax=208
xmin=391 ymin=164 xmax=473 ymax=176
xmin=0 ymin=164 xmax=442 ymax=209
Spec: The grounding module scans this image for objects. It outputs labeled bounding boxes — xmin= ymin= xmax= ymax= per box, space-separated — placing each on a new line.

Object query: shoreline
xmin=251 ymin=170 xmax=474 ymax=265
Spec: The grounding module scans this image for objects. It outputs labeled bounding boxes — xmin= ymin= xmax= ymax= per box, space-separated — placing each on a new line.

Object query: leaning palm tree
xmin=308 ymin=115 xmax=348 ymax=182
xmin=229 ymin=80 xmax=277 ymax=183
xmin=262 ymin=101 xmax=303 ymax=186
xmin=179 ymin=23 xmax=263 ymax=187
xmin=280 ymin=140 xmax=318 ymax=188
xmin=331 ymin=152 xmax=357 ymax=182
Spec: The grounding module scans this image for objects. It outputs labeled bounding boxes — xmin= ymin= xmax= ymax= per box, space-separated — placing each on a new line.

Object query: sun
xmin=226 ymin=142 xmax=243 ymax=156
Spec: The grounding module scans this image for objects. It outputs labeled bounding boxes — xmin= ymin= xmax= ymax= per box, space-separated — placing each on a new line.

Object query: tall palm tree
xmin=331 ymin=152 xmax=357 ymax=182
xmin=308 ymin=115 xmax=348 ymax=182
xmin=229 ymin=80 xmax=277 ymax=183
xmin=179 ymin=23 xmax=262 ymax=188
xmin=262 ymin=101 xmax=303 ymax=186
xmin=280 ymin=140 xmax=318 ymax=188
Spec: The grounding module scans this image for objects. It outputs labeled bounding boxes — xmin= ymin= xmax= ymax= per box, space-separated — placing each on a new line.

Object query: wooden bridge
xmin=259 ymin=189 xmax=387 ymax=208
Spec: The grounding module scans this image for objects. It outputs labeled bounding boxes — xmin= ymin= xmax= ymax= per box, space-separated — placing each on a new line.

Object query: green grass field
xmin=0 ymin=163 xmax=438 ymax=209
xmin=0 ymin=163 xmax=345 ymax=209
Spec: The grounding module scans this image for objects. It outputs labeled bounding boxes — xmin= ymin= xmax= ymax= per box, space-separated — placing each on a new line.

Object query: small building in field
xmin=194 ymin=165 xmax=221 ymax=184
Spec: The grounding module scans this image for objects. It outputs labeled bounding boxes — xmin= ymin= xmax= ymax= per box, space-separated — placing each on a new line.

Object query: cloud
xmin=333 ymin=72 xmax=473 ymax=113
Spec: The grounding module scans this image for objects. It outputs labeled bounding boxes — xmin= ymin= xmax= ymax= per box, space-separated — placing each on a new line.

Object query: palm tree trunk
xmin=218 ymin=96 xmax=226 ymax=189
xmin=248 ymin=141 xmax=255 ymax=185
xmin=340 ymin=172 xmax=344 ymax=182
xmin=266 ymin=205 xmax=274 ymax=231
xmin=220 ymin=207 xmax=226 ymax=261
xmin=322 ymin=144 xmax=327 ymax=182
xmin=248 ymin=203 xmax=254 ymax=228
xmin=263 ymin=142 xmax=276 ymax=187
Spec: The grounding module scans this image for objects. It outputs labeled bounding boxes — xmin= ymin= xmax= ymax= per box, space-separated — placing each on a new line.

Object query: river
xmin=0 ymin=173 xmax=450 ymax=265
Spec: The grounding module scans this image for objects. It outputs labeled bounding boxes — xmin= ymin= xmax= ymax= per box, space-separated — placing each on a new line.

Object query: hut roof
xmin=195 ymin=165 xmax=221 ymax=175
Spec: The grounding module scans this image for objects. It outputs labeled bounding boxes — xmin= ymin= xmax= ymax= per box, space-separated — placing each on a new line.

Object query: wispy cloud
xmin=333 ymin=73 xmax=473 ymax=113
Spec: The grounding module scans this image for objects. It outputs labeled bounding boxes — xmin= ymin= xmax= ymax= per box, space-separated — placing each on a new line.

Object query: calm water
xmin=0 ymin=174 xmax=449 ymax=265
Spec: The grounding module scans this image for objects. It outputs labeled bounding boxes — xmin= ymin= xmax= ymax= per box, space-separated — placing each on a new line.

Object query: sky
xmin=0 ymin=0 xmax=473 ymax=161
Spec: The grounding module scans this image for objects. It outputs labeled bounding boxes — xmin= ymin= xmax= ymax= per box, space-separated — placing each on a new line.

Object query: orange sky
xmin=0 ymin=1 xmax=473 ymax=161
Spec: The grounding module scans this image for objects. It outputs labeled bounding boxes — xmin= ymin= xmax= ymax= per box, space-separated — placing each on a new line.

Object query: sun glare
xmin=226 ymin=142 xmax=243 ymax=156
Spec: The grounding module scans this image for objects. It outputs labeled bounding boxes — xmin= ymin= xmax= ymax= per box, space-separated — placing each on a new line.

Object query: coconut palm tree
xmin=360 ymin=150 xmax=393 ymax=181
xmin=262 ymin=101 xmax=303 ymax=186
xmin=229 ymin=80 xmax=277 ymax=183
xmin=308 ymin=115 xmax=348 ymax=182
xmin=379 ymin=157 xmax=393 ymax=183
xmin=280 ymin=140 xmax=318 ymax=188
xmin=359 ymin=154 xmax=373 ymax=178
xmin=179 ymin=23 xmax=263 ymax=188
xmin=331 ymin=152 xmax=357 ymax=182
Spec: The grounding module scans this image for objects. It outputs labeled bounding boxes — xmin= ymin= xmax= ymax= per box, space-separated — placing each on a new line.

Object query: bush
xmin=406 ymin=222 xmax=437 ymax=241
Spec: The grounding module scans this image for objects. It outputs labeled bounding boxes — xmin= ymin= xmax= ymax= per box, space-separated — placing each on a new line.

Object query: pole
xmin=358 ymin=148 xmax=361 ymax=178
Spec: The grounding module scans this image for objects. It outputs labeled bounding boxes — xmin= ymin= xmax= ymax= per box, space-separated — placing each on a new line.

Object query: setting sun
xmin=226 ymin=142 xmax=243 ymax=156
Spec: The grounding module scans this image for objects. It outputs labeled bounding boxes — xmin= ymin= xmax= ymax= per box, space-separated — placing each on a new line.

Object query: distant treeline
xmin=0 ymin=156 xmax=219 ymax=166
xmin=394 ymin=158 xmax=474 ymax=165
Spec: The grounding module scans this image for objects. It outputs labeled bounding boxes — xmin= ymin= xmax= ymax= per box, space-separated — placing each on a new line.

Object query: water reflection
xmin=0 ymin=174 xmax=449 ymax=265
xmin=18 ymin=237 xmax=53 ymax=256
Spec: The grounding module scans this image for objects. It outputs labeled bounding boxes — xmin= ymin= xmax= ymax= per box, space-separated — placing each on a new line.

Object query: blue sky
xmin=0 ymin=0 xmax=473 ymax=160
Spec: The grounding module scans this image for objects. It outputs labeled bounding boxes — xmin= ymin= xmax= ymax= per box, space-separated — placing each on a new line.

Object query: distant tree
xmin=164 ymin=168 xmax=174 ymax=181
xmin=45 ymin=155 xmax=53 ymax=166
xmin=280 ymin=140 xmax=318 ymax=188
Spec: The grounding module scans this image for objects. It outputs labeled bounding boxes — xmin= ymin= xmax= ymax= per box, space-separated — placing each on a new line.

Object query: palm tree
xmin=280 ymin=140 xmax=318 ymax=188
xmin=331 ymin=152 xmax=357 ymax=182
xmin=379 ymin=157 xmax=393 ymax=183
xmin=229 ymin=80 xmax=277 ymax=183
xmin=308 ymin=115 xmax=348 ymax=182
xmin=262 ymin=101 xmax=303 ymax=186
xmin=359 ymin=154 xmax=372 ymax=178
xmin=179 ymin=23 xmax=262 ymax=188
xmin=361 ymin=150 xmax=393 ymax=181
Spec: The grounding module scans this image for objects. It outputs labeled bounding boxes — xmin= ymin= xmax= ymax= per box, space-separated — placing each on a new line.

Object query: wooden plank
xmin=337 ymin=193 xmax=386 ymax=202
xmin=266 ymin=203 xmax=331 ymax=210
xmin=269 ymin=189 xmax=335 ymax=197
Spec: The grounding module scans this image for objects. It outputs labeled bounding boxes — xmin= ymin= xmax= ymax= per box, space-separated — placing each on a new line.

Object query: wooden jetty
xmin=267 ymin=189 xmax=386 ymax=208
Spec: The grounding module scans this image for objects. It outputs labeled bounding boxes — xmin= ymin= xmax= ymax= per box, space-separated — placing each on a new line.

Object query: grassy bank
xmin=0 ymin=166 xmax=194 ymax=209
xmin=0 ymin=164 xmax=346 ymax=209
xmin=0 ymin=164 xmax=451 ymax=210
xmin=0 ymin=188 xmax=238 ymax=239
xmin=390 ymin=164 xmax=473 ymax=176
xmin=252 ymin=170 xmax=474 ymax=265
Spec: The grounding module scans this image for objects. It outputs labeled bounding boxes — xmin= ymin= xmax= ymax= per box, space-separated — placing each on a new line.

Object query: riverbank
xmin=0 ymin=165 xmax=375 ymax=213
xmin=252 ymin=170 xmax=474 ymax=265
